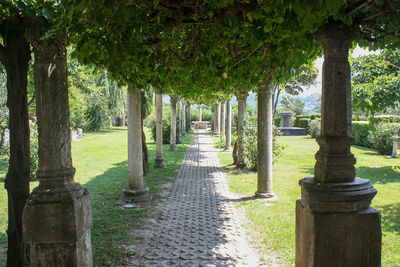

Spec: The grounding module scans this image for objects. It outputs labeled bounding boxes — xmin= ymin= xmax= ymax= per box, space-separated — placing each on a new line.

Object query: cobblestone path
xmin=133 ymin=130 xmax=260 ymax=266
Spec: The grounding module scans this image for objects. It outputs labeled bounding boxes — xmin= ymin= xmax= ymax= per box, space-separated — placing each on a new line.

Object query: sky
xmin=300 ymin=45 xmax=378 ymax=97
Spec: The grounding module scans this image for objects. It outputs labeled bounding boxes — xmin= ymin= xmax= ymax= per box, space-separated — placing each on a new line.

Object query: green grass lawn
xmin=0 ymin=127 xmax=192 ymax=266
xmin=218 ymin=136 xmax=400 ymax=267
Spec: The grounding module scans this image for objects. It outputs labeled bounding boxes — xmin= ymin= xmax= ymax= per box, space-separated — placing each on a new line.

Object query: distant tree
xmin=272 ymin=65 xmax=318 ymax=116
xmin=351 ymin=49 xmax=400 ymax=117
xmin=280 ymin=95 xmax=306 ymax=115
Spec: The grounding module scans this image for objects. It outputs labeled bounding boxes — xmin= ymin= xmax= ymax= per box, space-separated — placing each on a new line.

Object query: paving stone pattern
xmin=135 ymin=130 xmax=260 ymax=266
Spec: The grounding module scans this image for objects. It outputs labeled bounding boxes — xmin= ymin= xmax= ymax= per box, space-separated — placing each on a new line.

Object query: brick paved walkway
xmin=132 ymin=130 xmax=260 ymax=266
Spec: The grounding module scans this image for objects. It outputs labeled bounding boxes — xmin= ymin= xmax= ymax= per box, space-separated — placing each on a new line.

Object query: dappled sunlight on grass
xmin=218 ymin=135 xmax=400 ymax=266
xmin=0 ymin=127 xmax=192 ymax=266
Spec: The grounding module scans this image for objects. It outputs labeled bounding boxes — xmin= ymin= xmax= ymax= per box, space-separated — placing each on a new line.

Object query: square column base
xmin=23 ymin=188 xmax=93 ymax=267
xmin=296 ymin=200 xmax=381 ymax=267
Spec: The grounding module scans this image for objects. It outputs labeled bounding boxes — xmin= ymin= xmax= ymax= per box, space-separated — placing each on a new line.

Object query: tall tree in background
xmin=351 ymin=48 xmax=400 ymax=117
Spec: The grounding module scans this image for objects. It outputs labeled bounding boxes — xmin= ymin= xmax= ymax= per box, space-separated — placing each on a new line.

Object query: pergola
xmin=1 ymin=1 xmax=399 ymax=266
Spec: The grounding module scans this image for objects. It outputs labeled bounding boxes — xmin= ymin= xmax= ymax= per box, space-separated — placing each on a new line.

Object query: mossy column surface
xmin=296 ymin=22 xmax=381 ymax=267
xmin=256 ymin=83 xmax=275 ymax=198
xmin=154 ymin=89 xmax=166 ymax=168
xmin=22 ymin=29 xmax=93 ymax=266
xmin=225 ymin=99 xmax=232 ymax=151
xmin=169 ymin=96 xmax=178 ymax=152
xmin=235 ymin=91 xmax=248 ymax=169
xmin=123 ymin=88 xmax=151 ymax=202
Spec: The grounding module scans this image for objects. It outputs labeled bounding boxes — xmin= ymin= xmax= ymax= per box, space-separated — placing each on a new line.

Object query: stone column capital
xmin=235 ymin=90 xmax=248 ymax=100
xmin=316 ymin=21 xmax=355 ymax=58
xmin=154 ymin=88 xmax=164 ymax=94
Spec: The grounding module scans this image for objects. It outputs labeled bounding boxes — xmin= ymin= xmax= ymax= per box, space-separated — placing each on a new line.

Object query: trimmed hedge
xmin=293 ymin=114 xmax=321 ymax=128
xmin=373 ymin=115 xmax=400 ymax=123
xmin=352 ymin=121 xmax=371 ymax=147
xmin=298 ymin=118 xmax=311 ymax=129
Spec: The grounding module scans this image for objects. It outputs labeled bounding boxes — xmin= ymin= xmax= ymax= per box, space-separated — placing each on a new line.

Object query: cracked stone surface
xmin=128 ymin=130 xmax=262 ymax=266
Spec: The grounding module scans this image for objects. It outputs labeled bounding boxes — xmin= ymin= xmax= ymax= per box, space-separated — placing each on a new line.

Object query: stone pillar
xmin=23 ymin=29 xmax=93 ymax=266
xmin=154 ymin=89 xmax=166 ymax=168
xmin=123 ymin=89 xmax=151 ymax=202
xmin=279 ymin=112 xmax=293 ymax=127
xmin=391 ymin=136 xmax=400 ymax=158
xmin=236 ymin=91 xmax=248 ymax=169
xmin=220 ymin=100 xmax=226 ymax=138
xmin=186 ymin=103 xmax=191 ymax=132
xmin=182 ymin=101 xmax=186 ymax=137
xmin=198 ymin=104 xmax=202 ymax=122
xmin=225 ymin=99 xmax=232 ymax=150
xmin=213 ymin=103 xmax=220 ymax=136
xmin=296 ymin=22 xmax=381 ymax=267
xmin=256 ymin=83 xmax=275 ymax=198
xmin=169 ymin=96 xmax=178 ymax=152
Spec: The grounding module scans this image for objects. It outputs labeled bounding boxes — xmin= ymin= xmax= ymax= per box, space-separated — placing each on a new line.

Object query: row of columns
xmin=12 ymin=21 xmax=380 ymax=267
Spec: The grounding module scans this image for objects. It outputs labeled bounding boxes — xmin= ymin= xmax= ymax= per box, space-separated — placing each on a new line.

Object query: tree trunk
xmin=235 ymin=90 xmax=248 ymax=169
xmin=272 ymin=87 xmax=281 ymax=118
xmin=169 ymin=96 xmax=178 ymax=152
xmin=1 ymin=30 xmax=31 ymax=267
xmin=141 ymin=116 xmax=148 ymax=176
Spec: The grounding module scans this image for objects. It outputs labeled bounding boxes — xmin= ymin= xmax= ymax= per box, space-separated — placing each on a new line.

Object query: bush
xmin=274 ymin=115 xmax=280 ymax=127
xmin=243 ymin=115 xmax=286 ymax=171
xmin=308 ymin=120 xmax=320 ymax=138
xmin=352 ymin=121 xmax=371 ymax=147
xmin=150 ymin=114 xmax=182 ymax=145
xmin=369 ymin=123 xmax=400 ymax=155
xmin=190 ymin=106 xmax=212 ymax=122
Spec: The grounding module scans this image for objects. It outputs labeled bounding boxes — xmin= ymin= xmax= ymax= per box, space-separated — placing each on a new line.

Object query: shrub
xmin=308 ymin=120 xmax=320 ymax=138
xmin=150 ymin=115 xmax=182 ymax=145
xmin=243 ymin=115 xmax=286 ymax=171
xmin=369 ymin=123 xmax=400 ymax=155
xmin=274 ymin=115 xmax=280 ymax=127
xmin=352 ymin=121 xmax=371 ymax=147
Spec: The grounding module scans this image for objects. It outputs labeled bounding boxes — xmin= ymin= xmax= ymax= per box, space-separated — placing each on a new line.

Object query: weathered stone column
xmin=296 ymin=22 xmax=381 ymax=267
xmin=236 ymin=91 xmax=248 ymax=168
xmin=256 ymin=82 xmax=275 ymax=198
xmin=198 ymin=104 xmax=202 ymax=122
xmin=220 ymin=100 xmax=226 ymax=138
xmin=169 ymin=96 xmax=178 ymax=152
xmin=154 ymin=89 xmax=166 ymax=168
xmin=23 ymin=29 xmax=93 ymax=266
xmin=212 ymin=103 xmax=220 ymax=136
xmin=225 ymin=99 xmax=232 ymax=150
xmin=123 ymin=88 xmax=151 ymax=202
xmin=186 ymin=103 xmax=191 ymax=132
xmin=181 ymin=101 xmax=186 ymax=137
